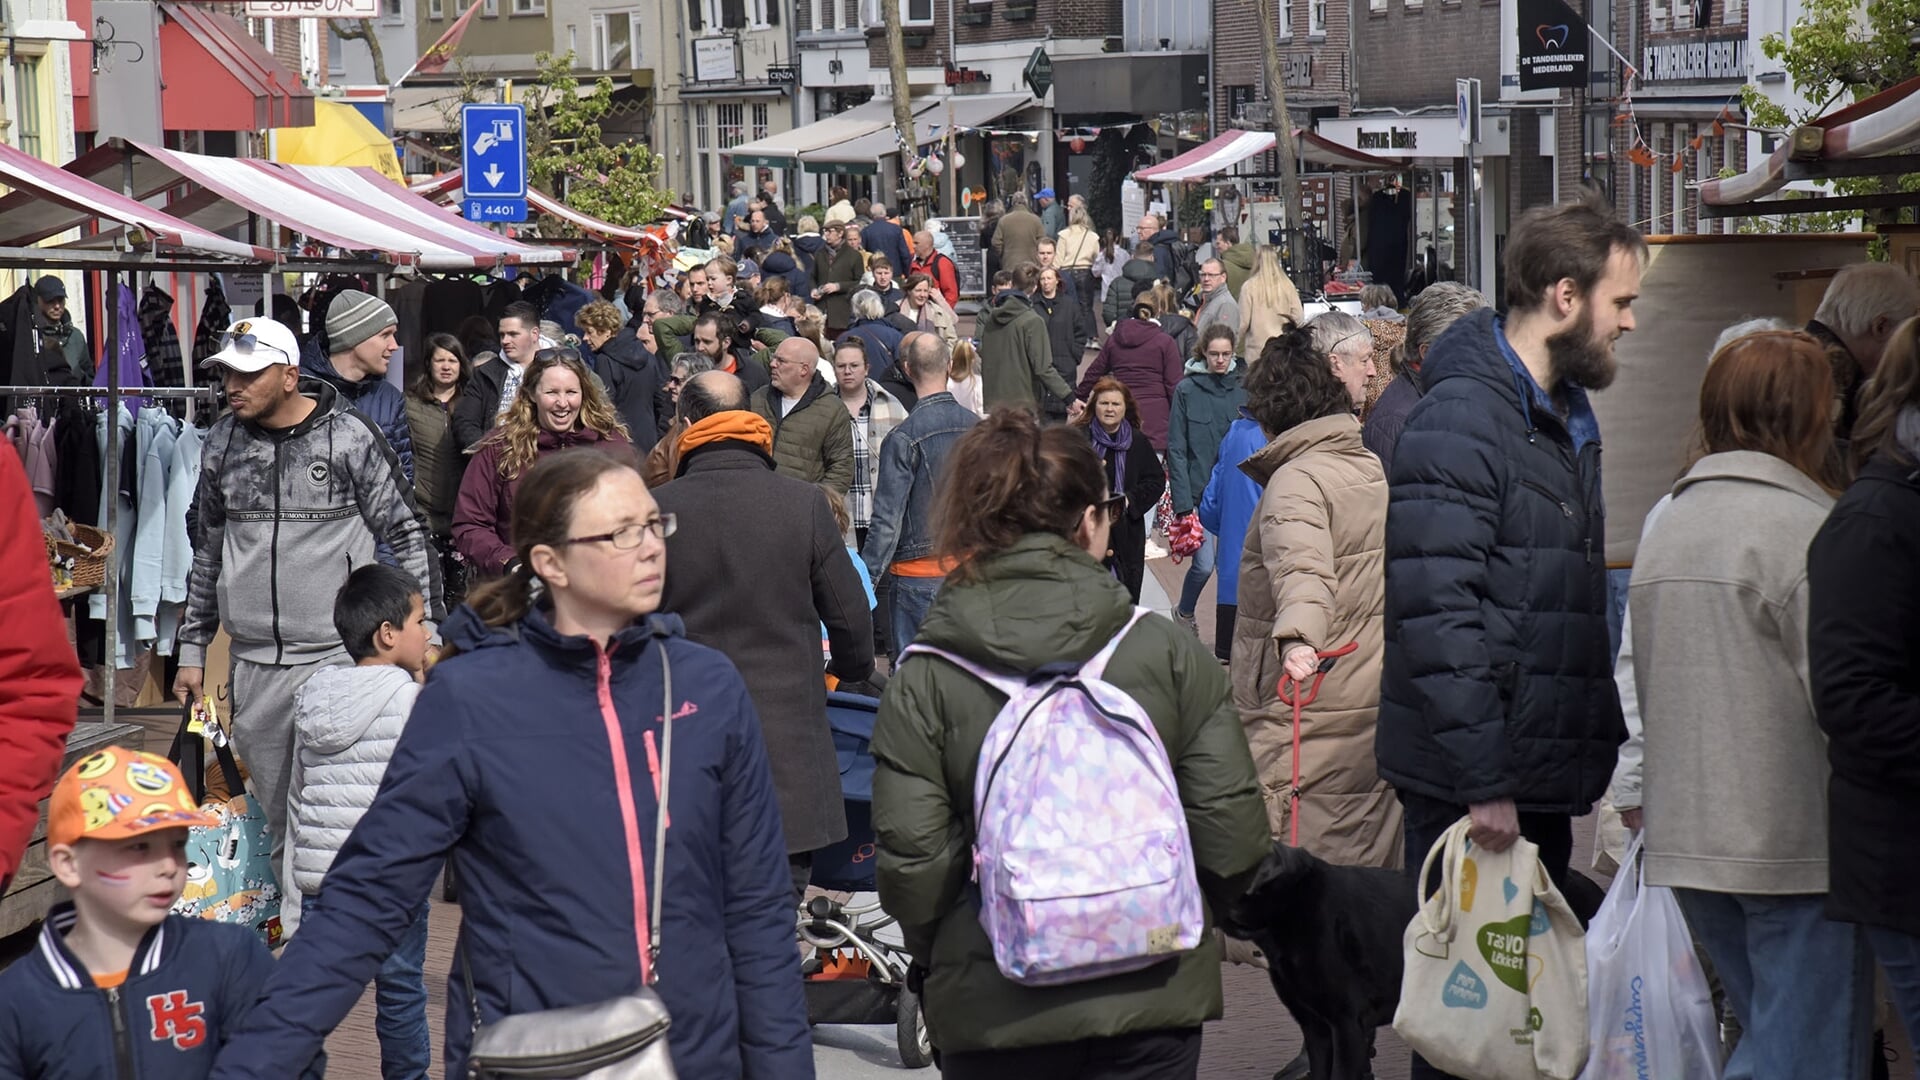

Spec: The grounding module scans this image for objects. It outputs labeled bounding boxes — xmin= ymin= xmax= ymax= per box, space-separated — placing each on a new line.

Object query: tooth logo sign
xmin=1536 ymin=23 xmax=1571 ymax=48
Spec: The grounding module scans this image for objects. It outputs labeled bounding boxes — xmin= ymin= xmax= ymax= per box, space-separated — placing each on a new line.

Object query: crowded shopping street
xmin=7 ymin=3 xmax=1920 ymax=1076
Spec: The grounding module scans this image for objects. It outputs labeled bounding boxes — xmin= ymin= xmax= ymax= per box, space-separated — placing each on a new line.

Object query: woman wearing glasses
xmin=1230 ymin=324 xmax=1401 ymax=872
xmin=210 ymin=450 xmax=813 ymax=1079
xmin=454 ymin=349 xmax=633 ymax=576
xmin=871 ymin=408 xmax=1268 ymax=1078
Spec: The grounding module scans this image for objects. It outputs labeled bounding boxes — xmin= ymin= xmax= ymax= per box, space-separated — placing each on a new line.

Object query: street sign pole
xmin=461 ymin=103 xmax=529 ymax=223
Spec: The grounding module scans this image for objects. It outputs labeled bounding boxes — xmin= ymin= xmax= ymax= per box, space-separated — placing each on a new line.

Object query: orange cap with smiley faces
xmin=47 ymin=747 xmax=219 ymax=848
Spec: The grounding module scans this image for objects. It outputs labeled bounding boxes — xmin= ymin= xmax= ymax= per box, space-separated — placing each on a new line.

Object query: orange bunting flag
xmin=1712 ymin=120 xmax=1725 ymax=137
xmin=1670 ymin=157 xmax=1687 ymax=174
xmin=1688 ymin=134 xmax=1704 ymax=150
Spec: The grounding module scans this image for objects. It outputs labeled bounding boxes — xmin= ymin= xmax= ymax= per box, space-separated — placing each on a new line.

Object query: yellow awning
xmin=271 ymin=100 xmax=403 ymax=183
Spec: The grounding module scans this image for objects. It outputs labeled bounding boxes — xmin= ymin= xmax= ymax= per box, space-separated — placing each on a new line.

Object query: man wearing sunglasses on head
xmin=173 ymin=317 xmax=444 ymax=886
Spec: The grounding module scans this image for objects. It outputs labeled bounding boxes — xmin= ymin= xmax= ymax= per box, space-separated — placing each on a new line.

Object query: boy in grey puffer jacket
xmin=288 ymin=565 xmax=432 ymax=1079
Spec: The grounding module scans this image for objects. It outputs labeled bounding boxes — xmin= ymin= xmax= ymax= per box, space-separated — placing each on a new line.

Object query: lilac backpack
xmin=902 ymin=608 xmax=1205 ymax=986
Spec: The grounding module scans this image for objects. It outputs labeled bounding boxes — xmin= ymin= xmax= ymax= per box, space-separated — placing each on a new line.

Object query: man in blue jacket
xmin=1376 ymin=190 xmax=1641 ymax=953
xmin=303 ymin=290 xmax=414 ymax=483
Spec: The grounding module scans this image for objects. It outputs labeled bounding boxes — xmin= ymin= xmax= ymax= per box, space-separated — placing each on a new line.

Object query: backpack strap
xmin=1077 ymin=607 xmax=1151 ymax=683
xmin=898 ymin=644 xmax=1026 ymax=700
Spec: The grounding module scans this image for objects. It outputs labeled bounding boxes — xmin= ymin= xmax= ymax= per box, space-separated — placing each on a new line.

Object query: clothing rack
xmin=7 ymin=330 xmax=220 ymax=725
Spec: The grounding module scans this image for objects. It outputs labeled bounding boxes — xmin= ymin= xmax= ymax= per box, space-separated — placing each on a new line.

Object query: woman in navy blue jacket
xmin=210 ymin=449 xmax=811 ymax=1080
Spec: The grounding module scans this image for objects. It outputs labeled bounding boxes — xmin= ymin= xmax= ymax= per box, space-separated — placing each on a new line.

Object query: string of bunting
xmin=1611 ymin=77 xmax=1743 ymax=177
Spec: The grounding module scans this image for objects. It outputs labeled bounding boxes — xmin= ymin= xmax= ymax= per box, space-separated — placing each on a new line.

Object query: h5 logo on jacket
xmin=147 ymin=990 xmax=207 ymax=1050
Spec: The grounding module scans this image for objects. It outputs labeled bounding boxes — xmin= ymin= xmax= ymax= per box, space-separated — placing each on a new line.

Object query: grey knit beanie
xmin=326 ymin=289 xmax=397 ymax=353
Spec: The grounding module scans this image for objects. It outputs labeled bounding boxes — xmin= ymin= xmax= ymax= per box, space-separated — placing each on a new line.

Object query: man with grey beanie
xmin=303 ymin=288 xmax=415 ymax=482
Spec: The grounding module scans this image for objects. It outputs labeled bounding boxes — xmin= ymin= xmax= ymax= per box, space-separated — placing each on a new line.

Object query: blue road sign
xmin=462 ymin=103 xmax=527 ymax=223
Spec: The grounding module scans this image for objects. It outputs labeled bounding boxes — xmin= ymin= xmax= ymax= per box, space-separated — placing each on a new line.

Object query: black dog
xmin=1220 ymin=842 xmax=1417 ymax=1080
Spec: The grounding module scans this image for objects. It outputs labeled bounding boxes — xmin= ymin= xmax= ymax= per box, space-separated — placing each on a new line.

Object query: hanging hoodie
xmin=289 ymin=664 xmax=420 ymax=897
xmin=89 ymin=285 xmax=152 ymax=417
xmin=141 ymin=283 xmax=186 ymax=389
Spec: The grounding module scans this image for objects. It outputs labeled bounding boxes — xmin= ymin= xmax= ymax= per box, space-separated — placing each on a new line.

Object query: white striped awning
xmin=1133 ymin=129 xmax=1395 ymax=182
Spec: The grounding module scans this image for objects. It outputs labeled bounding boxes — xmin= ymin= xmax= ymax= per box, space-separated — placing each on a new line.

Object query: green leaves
xmin=520 ymin=50 xmax=676 ymax=227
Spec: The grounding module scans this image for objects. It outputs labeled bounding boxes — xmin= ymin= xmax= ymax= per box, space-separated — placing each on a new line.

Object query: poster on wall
xmin=1515 ymin=0 xmax=1590 ymax=91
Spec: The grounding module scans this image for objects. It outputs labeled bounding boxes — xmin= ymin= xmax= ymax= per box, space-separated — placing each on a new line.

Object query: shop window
xmin=718 ymin=103 xmax=745 ymax=148
xmin=11 ymin=57 xmax=41 ymax=159
xmin=696 ymin=104 xmax=710 ymax=149
xmin=751 ymin=103 xmax=770 ymax=141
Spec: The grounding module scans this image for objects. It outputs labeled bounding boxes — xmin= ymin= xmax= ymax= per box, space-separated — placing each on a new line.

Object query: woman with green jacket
xmin=1166 ymin=325 xmax=1248 ymax=636
xmin=871 ymin=409 xmax=1270 ymax=1078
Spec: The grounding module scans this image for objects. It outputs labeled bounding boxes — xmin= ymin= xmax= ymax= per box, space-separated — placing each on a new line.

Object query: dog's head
xmin=1219 ymin=841 xmax=1324 ymax=938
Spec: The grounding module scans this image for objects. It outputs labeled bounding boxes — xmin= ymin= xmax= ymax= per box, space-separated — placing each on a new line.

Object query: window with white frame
xmin=1309 ymin=0 xmax=1326 ymax=34
xmin=903 ymin=0 xmax=933 ymax=25
xmin=695 ymin=104 xmax=710 ymax=149
xmin=751 ymin=0 xmax=779 ymax=25
xmin=592 ymin=10 xmax=639 ymax=69
xmin=1278 ymin=0 xmax=1292 ymax=37
xmin=11 ymin=57 xmax=41 ymax=159
xmin=811 ymin=0 xmax=823 ymax=30
xmin=428 ymin=0 xmax=443 ymax=18
xmin=513 ymin=0 xmax=544 ymax=15
xmin=1369 ymin=0 xmax=1386 ymax=14
xmin=717 ymin=103 xmax=745 ymax=148
xmin=326 ymin=26 xmax=347 ymax=72
xmin=751 ymin=103 xmax=769 ymax=140
xmin=481 ymin=0 xmax=498 ymax=18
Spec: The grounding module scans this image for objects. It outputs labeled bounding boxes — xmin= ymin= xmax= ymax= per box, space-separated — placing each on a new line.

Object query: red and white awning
xmin=1133 ymin=129 xmax=1396 ymax=183
xmin=409 ymin=169 xmax=692 ymax=238
xmin=1700 ymin=76 xmax=1920 ymax=207
xmin=0 ymin=140 xmax=271 ymax=262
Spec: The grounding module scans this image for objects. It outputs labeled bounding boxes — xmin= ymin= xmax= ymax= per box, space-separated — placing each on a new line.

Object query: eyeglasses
xmin=219 ymin=328 xmax=293 ymax=364
xmin=563 ymin=516 xmax=677 ymax=549
xmin=1095 ymin=494 xmax=1126 ymax=522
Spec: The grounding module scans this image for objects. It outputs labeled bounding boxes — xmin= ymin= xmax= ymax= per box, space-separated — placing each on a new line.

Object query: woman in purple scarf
xmin=1073 ymin=377 xmax=1166 ymax=602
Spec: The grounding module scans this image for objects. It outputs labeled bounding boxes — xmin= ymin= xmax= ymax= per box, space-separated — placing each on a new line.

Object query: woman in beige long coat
xmin=1230 ymin=323 xmax=1402 ymax=868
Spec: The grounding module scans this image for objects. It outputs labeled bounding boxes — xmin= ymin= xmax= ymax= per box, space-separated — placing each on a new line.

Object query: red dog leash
xmin=1276 ymin=641 xmax=1360 ymax=846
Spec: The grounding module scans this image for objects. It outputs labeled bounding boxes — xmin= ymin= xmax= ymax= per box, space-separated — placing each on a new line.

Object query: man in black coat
xmin=1376 ymin=191 xmax=1642 ymax=935
xmin=652 ymin=371 xmax=875 ymax=903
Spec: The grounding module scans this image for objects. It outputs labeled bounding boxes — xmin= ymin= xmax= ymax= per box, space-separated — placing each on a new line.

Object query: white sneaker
xmin=1173 ymin=610 xmax=1200 ymax=636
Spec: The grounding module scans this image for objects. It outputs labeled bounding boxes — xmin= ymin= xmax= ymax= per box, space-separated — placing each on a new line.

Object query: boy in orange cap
xmin=0 ymin=748 xmax=279 ymax=1078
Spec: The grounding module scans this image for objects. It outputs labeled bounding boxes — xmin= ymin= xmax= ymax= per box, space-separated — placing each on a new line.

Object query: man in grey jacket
xmin=1191 ymin=259 xmax=1240 ymax=341
xmin=172 ymin=317 xmax=443 ymax=875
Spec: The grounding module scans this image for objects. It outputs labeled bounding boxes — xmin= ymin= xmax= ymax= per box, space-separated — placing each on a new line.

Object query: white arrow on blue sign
xmin=462 ymin=103 xmax=528 ymax=221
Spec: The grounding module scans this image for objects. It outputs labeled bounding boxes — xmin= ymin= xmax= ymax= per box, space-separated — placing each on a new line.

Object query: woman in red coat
xmin=1075 ymin=294 xmax=1185 ymax=452
xmin=454 ymin=348 xmax=634 ymax=576
xmin=0 ymin=445 xmax=81 ymax=888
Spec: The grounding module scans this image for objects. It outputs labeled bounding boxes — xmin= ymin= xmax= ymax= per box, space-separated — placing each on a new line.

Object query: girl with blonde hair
xmin=1238 ymin=246 xmax=1305 ymax=360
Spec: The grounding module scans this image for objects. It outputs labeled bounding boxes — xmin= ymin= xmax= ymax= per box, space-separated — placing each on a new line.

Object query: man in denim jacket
xmin=861 ymin=332 xmax=979 ymax=656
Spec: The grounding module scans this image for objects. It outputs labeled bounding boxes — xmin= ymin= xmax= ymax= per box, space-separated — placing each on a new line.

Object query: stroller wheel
xmin=896 ymin=984 xmax=933 ymax=1069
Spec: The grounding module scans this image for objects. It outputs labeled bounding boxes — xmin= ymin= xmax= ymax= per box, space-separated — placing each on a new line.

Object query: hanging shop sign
xmin=1515 ymin=0 xmax=1590 ymax=91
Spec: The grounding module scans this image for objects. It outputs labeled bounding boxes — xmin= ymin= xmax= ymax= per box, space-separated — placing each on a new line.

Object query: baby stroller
xmin=800 ymin=691 xmax=933 ymax=1069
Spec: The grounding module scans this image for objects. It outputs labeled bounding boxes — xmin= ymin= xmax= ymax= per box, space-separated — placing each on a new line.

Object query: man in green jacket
xmin=872 ymin=529 xmax=1270 ymax=1058
xmin=31 ymin=276 xmax=89 ymax=382
xmin=749 ymin=337 xmax=855 ymax=493
xmin=980 ymin=263 xmax=1072 ymax=414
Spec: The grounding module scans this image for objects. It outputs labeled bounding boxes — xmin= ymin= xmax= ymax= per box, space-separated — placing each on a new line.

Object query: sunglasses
xmin=1096 ymin=493 xmax=1126 ymax=521
xmin=219 ymin=328 xmax=293 ymax=365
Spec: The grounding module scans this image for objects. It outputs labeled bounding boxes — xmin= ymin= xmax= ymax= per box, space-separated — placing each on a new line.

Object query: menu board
xmin=935 ymin=216 xmax=987 ymax=298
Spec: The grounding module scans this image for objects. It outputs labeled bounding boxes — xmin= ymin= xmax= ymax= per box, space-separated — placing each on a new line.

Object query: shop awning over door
xmin=0 ymin=141 xmax=272 ymax=262
xmin=800 ymin=93 xmax=1031 ymax=174
xmin=726 ymin=99 xmax=909 ymax=169
xmin=157 ymin=2 xmax=314 ymax=131
xmin=1132 ymin=129 xmax=1395 ymax=182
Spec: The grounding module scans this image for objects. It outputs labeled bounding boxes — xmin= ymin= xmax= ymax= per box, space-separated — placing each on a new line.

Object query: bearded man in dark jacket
xmin=1377 ymin=192 xmax=1642 ymax=928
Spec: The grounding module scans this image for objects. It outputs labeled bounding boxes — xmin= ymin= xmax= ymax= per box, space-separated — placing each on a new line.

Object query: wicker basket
xmin=49 ymin=524 xmax=114 ymax=588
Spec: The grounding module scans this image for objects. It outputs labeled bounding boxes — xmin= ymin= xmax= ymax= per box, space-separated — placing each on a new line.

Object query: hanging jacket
xmin=1230 ymin=414 xmax=1399 ymax=866
xmin=129 ymin=409 xmax=180 ymax=646
xmin=179 ymin=379 xmax=443 ymax=670
xmin=1198 ymin=412 xmax=1266 ymax=607
xmin=871 ymin=533 xmax=1269 ymax=1053
xmin=453 ymin=425 xmax=634 ymax=575
xmin=90 ymin=285 xmax=150 ymax=413
xmin=301 ymin=342 xmax=415 ymax=483
xmin=1375 ymin=307 xmax=1623 ymax=814
xmin=191 ymin=282 xmax=233 ymax=377
xmin=0 ymin=904 xmax=275 ymax=1079
xmin=205 ymin=612 xmax=813 ymax=1080
xmin=1077 ymin=318 xmax=1184 ymax=452
xmin=1166 ymin=362 xmax=1247 ymax=515
xmin=290 ymin=664 xmax=419 ymax=896
xmin=140 ymin=283 xmax=186 ymax=389
xmin=159 ymin=425 xmax=203 ymax=655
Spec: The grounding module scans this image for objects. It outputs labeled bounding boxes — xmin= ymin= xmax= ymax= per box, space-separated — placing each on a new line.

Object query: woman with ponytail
xmin=210 ymin=449 xmax=811 ymax=1080
xmin=871 ymin=408 xmax=1269 ymax=1077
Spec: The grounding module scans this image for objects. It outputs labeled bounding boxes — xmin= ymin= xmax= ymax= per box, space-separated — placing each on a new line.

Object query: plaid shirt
xmin=848 ymin=380 xmax=910 ymax=529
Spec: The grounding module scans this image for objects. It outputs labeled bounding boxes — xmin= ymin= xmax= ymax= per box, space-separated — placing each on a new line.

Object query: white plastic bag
xmin=1578 ymin=835 xmax=1722 ymax=1080
xmin=1395 ymin=817 xmax=1591 ymax=1080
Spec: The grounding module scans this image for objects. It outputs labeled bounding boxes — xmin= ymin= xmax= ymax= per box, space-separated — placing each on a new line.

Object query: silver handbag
xmin=463 ymin=647 xmax=679 ymax=1080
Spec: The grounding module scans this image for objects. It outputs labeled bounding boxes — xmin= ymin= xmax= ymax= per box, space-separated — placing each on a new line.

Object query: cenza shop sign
xmin=1641 ymin=34 xmax=1748 ymax=82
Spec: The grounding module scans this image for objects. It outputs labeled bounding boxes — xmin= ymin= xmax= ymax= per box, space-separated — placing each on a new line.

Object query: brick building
xmin=1614 ymin=0 xmax=1749 ymax=233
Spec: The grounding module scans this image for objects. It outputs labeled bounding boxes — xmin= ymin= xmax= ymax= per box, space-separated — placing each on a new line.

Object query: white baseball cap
xmin=199 ymin=318 xmax=301 ymax=374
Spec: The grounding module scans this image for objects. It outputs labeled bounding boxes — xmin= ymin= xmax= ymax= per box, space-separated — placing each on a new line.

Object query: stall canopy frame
xmin=1132 ymin=129 xmax=1398 ymax=183
xmin=1701 ymin=75 xmax=1920 ymax=219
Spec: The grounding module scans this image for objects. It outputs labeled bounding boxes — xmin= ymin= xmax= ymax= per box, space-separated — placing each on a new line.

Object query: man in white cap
xmin=173 ymin=317 xmax=442 ymax=879
xmin=305 ymin=288 xmax=413 ymax=480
